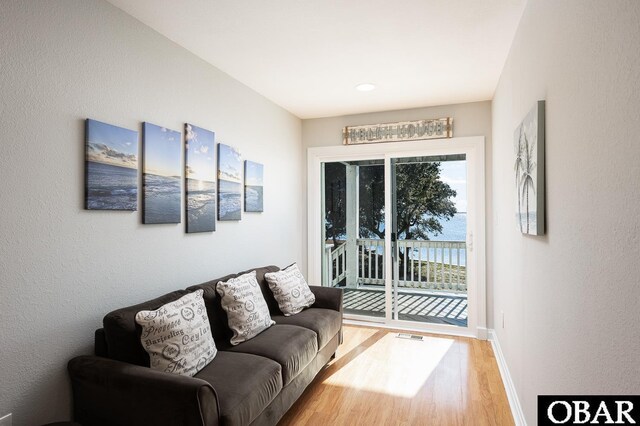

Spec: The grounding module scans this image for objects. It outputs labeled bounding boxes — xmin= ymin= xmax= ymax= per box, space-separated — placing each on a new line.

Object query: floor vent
xmin=396 ymin=333 xmax=424 ymax=341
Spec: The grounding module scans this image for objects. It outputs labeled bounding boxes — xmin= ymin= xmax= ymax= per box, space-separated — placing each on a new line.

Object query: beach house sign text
xmin=343 ymin=118 xmax=453 ymax=145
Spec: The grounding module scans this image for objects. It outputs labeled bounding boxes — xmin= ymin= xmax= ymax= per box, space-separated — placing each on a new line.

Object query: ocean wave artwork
xmin=185 ymin=124 xmax=216 ymax=232
xmin=218 ymin=179 xmax=241 ymax=220
xmin=245 ymin=186 xmax=263 ymax=212
xmin=85 ymin=119 xmax=138 ymax=211
xmin=218 ymin=143 xmax=242 ymax=221
xmin=244 ymin=160 xmax=264 ymax=212
xmin=186 ymin=179 xmax=217 ymax=232
xmin=143 ymin=123 xmax=181 ymax=224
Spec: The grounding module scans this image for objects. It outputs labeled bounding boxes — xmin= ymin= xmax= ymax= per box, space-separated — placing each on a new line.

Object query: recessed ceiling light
xmin=355 ymin=83 xmax=376 ymax=92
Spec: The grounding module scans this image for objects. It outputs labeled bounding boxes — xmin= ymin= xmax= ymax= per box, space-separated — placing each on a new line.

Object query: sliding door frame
xmin=307 ymin=137 xmax=486 ymax=339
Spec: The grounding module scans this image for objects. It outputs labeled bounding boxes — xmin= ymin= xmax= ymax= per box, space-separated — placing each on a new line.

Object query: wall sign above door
xmin=343 ymin=117 xmax=453 ymax=145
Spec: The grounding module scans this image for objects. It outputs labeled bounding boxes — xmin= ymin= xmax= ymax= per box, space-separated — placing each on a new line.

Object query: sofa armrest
xmin=310 ymin=286 xmax=343 ymax=313
xmin=68 ymin=355 xmax=219 ymax=426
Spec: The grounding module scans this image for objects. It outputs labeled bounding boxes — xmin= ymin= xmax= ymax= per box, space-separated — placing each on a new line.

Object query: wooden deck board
xmin=343 ymin=288 xmax=468 ymax=327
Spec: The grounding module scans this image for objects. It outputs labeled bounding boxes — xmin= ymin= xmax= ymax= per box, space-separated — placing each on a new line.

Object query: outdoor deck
xmin=342 ymin=288 xmax=468 ymax=327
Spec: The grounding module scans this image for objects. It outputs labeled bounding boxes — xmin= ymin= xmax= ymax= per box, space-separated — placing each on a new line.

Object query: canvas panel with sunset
xmin=217 ymin=143 xmax=242 ymax=221
xmin=244 ymin=160 xmax=263 ymax=212
xmin=185 ymin=124 xmax=216 ymax=233
xmin=85 ymin=119 xmax=138 ymax=210
xmin=142 ymin=123 xmax=181 ymax=224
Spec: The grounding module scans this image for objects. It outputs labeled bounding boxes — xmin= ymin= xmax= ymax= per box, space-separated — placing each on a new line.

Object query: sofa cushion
xmin=186 ymin=265 xmax=281 ymax=349
xmin=224 ymin=324 xmax=318 ymax=385
xmin=103 ymin=290 xmax=190 ymax=366
xmin=216 ymin=271 xmax=275 ymax=345
xmin=194 ymin=351 xmax=282 ymax=426
xmin=272 ymin=308 xmax=342 ymax=350
xmin=135 ymin=290 xmax=217 ymax=376
xmin=264 ymin=263 xmax=315 ymax=316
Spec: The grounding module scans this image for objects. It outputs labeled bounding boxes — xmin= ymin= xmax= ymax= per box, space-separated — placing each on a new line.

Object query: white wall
xmin=0 ymin=1 xmax=302 ymax=425
xmin=492 ymin=0 xmax=640 ymax=423
xmin=301 ymin=101 xmax=493 ymax=321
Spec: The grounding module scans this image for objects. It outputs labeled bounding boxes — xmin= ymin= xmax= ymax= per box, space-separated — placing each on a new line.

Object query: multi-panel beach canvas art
xmin=185 ymin=124 xmax=216 ymax=233
xmin=85 ymin=118 xmax=264 ymax=229
xmin=142 ymin=123 xmax=181 ymax=224
xmin=85 ymin=119 xmax=138 ymax=210
xmin=514 ymin=100 xmax=545 ymax=236
xmin=217 ymin=143 xmax=242 ymax=220
xmin=244 ymin=160 xmax=264 ymax=212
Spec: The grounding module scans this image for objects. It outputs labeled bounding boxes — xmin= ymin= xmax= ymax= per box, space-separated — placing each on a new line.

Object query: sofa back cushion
xmin=100 ymin=265 xmax=281 ymax=364
xmin=187 ymin=265 xmax=280 ymax=349
xmin=103 ymin=290 xmax=190 ymax=366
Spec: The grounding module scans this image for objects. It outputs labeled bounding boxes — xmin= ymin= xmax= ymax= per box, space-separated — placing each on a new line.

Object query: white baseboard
xmin=489 ymin=330 xmax=527 ymax=426
xmin=477 ymin=326 xmax=488 ymax=340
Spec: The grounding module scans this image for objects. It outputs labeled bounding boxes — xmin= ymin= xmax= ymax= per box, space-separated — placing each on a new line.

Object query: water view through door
xmin=321 ymin=154 xmax=468 ymax=328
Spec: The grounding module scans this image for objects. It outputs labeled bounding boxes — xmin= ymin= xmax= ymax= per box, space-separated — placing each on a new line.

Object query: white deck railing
xmin=327 ymin=238 xmax=467 ymax=292
xmin=327 ymin=242 xmax=347 ymax=287
xmin=358 ymin=238 xmax=385 ymax=286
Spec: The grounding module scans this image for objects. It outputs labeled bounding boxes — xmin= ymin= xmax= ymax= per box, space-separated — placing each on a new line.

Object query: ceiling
xmin=106 ymin=0 xmax=526 ymax=119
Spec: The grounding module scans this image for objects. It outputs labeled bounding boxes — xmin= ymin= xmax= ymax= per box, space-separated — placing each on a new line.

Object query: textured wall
xmin=0 ymin=1 xmax=302 ymax=425
xmin=301 ymin=101 xmax=494 ymax=324
xmin=491 ymin=0 xmax=640 ymax=423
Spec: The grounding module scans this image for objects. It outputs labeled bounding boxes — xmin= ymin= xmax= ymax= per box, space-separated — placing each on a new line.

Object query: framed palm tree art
xmin=514 ymin=101 xmax=545 ymax=235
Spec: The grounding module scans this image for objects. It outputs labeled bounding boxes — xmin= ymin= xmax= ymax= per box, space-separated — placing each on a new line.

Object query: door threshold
xmin=343 ymin=317 xmax=478 ymax=339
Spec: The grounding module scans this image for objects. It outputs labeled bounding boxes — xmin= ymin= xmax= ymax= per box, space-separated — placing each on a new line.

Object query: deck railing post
xmin=324 ymin=244 xmax=334 ymax=286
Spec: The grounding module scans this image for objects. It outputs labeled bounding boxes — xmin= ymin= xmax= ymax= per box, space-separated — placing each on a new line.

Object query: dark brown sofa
xmin=68 ymin=265 xmax=343 ymax=426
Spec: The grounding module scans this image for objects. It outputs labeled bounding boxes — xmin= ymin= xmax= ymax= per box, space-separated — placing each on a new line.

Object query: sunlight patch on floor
xmin=324 ymin=332 xmax=454 ymax=398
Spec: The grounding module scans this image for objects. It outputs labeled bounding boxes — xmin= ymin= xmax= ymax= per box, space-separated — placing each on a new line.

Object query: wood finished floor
xmin=278 ymin=325 xmax=513 ymax=426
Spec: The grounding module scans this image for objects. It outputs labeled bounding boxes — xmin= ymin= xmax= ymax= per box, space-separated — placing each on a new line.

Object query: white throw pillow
xmin=216 ymin=270 xmax=275 ymax=345
xmin=135 ymin=289 xmax=217 ymax=377
xmin=265 ymin=263 xmax=316 ymax=316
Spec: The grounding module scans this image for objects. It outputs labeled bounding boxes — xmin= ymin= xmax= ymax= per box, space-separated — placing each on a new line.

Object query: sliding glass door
xmin=310 ymin=137 xmax=485 ymax=336
xmin=391 ymin=155 xmax=468 ymax=327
